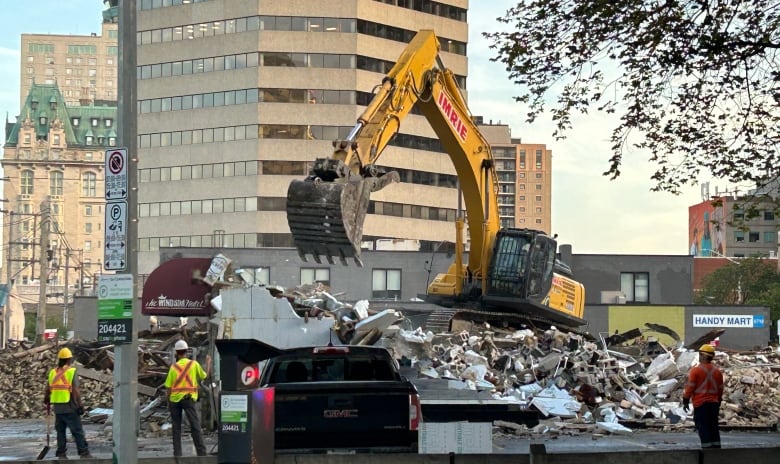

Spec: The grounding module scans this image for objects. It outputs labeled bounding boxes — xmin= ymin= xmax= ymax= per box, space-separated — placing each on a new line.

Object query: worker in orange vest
xmin=44 ymin=347 xmax=93 ymax=459
xmin=164 ymin=339 xmax=211 ymax=457
xmin=682 ymin=344 xmax=724 ymax=448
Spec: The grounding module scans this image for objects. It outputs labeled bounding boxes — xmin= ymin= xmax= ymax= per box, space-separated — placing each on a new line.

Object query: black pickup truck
xmin=263 ymin=344 xmax=420 ymax=452
xmin=215 ymin=340 xmax=420 ymax=460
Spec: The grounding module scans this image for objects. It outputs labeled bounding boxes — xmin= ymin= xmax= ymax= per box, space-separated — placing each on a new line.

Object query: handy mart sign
xmin=693 ymin=314 xmax=765 ymax=328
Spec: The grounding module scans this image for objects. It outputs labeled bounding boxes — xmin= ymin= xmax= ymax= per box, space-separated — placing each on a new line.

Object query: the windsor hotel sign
xmin=141 ymin=258 xmax=213 ymax=317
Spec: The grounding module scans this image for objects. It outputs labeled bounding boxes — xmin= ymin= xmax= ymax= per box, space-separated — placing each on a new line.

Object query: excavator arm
xmin=286 ymin=30 xmax=586 ymax=329
xmin=286 ymin=30 xmax=498 ymax=280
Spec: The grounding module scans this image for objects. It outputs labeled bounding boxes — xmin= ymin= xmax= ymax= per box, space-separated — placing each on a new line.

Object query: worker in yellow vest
xmin=164 ymin=339 xmax=211 ymax=457
xmin=43 ymin=347 xmax=93 ymax=459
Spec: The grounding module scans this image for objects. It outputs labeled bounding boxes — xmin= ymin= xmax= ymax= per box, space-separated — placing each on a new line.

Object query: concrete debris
xmin=381 ymin=321 xmax=780 ymax=435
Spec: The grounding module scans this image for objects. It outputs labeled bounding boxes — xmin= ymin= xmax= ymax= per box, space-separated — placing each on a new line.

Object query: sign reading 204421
xmin=104 ymin=201 xmax=128 ymax=271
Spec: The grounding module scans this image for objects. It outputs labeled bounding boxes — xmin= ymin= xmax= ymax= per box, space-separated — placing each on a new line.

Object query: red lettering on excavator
xmin=437 ymin=91 xmax=468 ymax=142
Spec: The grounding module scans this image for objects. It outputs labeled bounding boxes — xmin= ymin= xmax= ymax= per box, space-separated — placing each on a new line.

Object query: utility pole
xmin=63 ymin=249 xmax=70 ymax=328
xmin=36 ymin=201 xmax=51 ymax=345
xmin=115 ymin=1 xmax=139 ymax=462
xmin=2 ymin=211 xmax=13 ymax=349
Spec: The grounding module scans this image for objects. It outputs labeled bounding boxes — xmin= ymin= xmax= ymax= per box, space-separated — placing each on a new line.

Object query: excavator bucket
xmin=286 ymin=179 xmax=368 ymax=265
xmin=286 ymin=172 xmax=398 ymax=266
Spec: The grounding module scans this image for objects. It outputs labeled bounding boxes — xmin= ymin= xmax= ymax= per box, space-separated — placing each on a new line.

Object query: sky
xmin=0 ymin=1 xmax=714 ymax=255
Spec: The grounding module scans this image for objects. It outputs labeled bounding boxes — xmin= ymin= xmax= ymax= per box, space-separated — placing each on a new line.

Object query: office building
xmin=135 ymin=0 xmax=469 ymax=273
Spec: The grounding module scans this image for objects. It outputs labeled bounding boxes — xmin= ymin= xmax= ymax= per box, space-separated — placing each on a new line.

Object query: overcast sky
xmin=0 ymin=1 xmax=713 ymax=255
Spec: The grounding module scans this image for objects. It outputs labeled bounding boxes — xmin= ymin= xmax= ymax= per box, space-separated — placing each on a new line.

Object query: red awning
xmin=142 ymin=258 xmax=213 ymax=316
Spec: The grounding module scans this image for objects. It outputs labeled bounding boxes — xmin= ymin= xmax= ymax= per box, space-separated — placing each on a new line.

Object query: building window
xmin=84 ymin=240 xmax=92 ymax=251
xmin=105 ymin=119 xmax=113 ymax=127
xmin=735 ymin=231 xmax=745 ymax=242
xmin=49 ymin=171 xmax=63 ymax=196
xmin=82 ymin=172 xmax=97 ymax=196
xmin=764 ymin=232 xmax=776 ymax=243
xmin=372 ymin=269 xmax=401 ymax=299
xmin=53 ymin=135 xmax=61 ymax=146
xmin=749 ymin=232 xmax=760 ymax=242
xmin=85 ymin=205 xmax=93 ymax=216
xmin=72 ymin=117 xmax=80 ymax=126
xmin=764 ymin=211 xmax=775 ymax=221
xmin=21 ymin=170 xmax=34 ymax=195
xmin=85 ymin=223 xmax=93 ymax=234
xmin=91 ymin=118 xmax=99 ymax=127
xmin=535 ymin=149 xmax=543 ymax=169
xmin=300 ymin=268 xmax=330 ymax=286
xmin=620 ymin=272 xmax=649 ymax=303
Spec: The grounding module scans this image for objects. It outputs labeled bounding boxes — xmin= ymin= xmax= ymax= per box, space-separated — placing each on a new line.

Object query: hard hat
xmin=174 ymin=340 xmax=189 ymax=351
xmin=698 ymin=344 xmax=716 ymax=355
xmin=58 ymin=348 xmax=73 ymax=359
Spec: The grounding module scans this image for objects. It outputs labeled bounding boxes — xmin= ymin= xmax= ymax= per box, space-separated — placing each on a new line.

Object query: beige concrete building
xmin=2 ymin=3 xmax=119 ymax=307
xmin=135 ymin=0 xmax=470 ymax=273
xmin=20 ymin=7 xmax=118 ymax=108
xmin=478 ymin=119 xmax=553 ymax=234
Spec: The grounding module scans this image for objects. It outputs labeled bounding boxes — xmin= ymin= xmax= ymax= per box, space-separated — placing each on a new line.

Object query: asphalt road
xmin=0 ymin=419 xmax=217 ymax=461
xmin=1 ymin=418 xmax=779 ymax=461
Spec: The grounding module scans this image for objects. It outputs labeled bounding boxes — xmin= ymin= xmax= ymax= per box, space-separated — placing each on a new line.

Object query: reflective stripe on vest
xmin=694 ymin=363 xmax=720 ymax=395
xmin=171 ymin=360 xmax=197 ymax=394
xmin=48 ymin=367 xmax=75 ymax=404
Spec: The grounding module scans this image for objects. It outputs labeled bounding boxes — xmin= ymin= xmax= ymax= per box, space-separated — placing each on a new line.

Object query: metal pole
xmin=3 ymin=211 xmax=12 ymax=349
xmin=115 ymin=1 xmax=139 ymax=462
xmin=63 ymin=249 xmax=70 ymax=328
xmin=36 ymin=201 xmax=50 ymax=345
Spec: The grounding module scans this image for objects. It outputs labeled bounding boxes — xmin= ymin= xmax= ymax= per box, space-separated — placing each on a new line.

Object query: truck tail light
xmin=409 ymin=393 xmax=421 ymax=431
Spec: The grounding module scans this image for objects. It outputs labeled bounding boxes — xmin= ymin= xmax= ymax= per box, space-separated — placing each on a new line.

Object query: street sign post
xmin=97 ymin=274 xmax=133 ymax=344
xmin=105 ymin=148 xmax=129 ymax=271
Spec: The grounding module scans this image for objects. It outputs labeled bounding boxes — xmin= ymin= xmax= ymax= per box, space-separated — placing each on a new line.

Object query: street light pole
xmin=708 ymin=249 xmax=743 ymax=304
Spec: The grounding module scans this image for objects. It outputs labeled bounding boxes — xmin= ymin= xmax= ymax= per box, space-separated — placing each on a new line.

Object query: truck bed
xmin=260 ymin=346 xmax=420 ymax=453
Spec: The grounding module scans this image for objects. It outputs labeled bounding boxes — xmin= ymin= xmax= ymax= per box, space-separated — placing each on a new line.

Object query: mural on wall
xmin=608 ymin=306 xmax=686 ymax=347
xmin=688 ymin=201 xmax=726 ymax=256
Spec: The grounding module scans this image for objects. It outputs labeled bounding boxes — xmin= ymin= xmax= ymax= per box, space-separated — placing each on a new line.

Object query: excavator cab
xmin=486 ymin=229 xmax=556 ymax=304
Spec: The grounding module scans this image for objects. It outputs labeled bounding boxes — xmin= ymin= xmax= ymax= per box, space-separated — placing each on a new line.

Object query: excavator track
xmin=424 ymin=304 xmax=592 ymax=339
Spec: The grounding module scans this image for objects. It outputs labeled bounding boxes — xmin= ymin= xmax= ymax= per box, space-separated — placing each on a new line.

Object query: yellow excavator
xmin=286 ymin=30 xmax=586 ymax=330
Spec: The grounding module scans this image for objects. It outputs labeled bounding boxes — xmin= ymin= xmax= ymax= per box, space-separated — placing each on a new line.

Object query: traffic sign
xmin=105 ymin=148 xmax=128 ymax=200
xmin=104 ymin=201 xmax=128 ymax=271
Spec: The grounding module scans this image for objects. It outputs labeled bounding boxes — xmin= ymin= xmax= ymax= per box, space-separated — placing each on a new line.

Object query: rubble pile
xmin=384 ymin=323 xmax=780 ymax=431
xmin=0 ymin=322 xmax=214 ymax=432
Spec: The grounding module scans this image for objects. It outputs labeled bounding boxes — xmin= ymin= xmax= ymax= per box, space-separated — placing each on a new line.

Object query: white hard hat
xmin=174 ymin=340 xmax=188 ymax=351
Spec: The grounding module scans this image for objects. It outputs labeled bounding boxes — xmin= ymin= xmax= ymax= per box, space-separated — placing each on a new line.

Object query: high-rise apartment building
xmin=135 ymin=0 xmax=469 ymax=273
xmin=478 ymin=120 xmax=553 ymax=234
xmin=20 ymin=8 xmax=118 ymax=108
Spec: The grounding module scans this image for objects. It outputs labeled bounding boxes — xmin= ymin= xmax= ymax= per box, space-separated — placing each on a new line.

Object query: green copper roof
xmin=4 ymin=82 xmax=117 ymax=148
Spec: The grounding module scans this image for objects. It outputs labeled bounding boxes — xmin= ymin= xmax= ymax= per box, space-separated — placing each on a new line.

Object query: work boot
xmin=79 ymin=452 xmax=94 ymax=459
xmin=56 ymin=455 xmax=68 ymax=460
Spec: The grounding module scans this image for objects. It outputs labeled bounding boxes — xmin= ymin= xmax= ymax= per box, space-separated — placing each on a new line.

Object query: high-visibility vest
xmin=684 ymin=363 xmax=723 ymax=408
xmin=169 ymin=359 xmax=199 ymax=402
xmin=48 ymin=367 xmax=76 ymax=404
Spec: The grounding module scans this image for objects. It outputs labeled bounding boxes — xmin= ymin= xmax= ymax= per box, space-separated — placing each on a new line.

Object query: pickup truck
xmin=261 ymin=344 xmax=421 ymax=453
